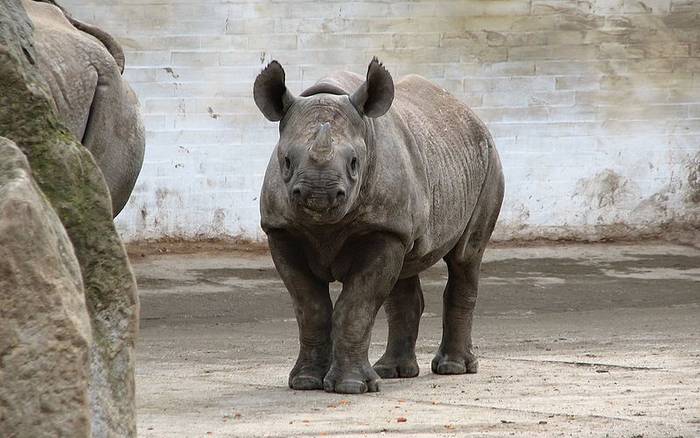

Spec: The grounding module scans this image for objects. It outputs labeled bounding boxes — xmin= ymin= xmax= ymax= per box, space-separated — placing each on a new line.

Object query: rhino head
xmin=254 ymin=58 xmax=394 ymax=223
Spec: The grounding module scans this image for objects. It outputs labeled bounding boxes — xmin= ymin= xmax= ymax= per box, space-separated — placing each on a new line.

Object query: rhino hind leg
xmin=433 ymin=144 xmax=504 ymax=376
xmin=373 ymin=276 xmax=424 ymax=378
xmin=431 ymin=252 xmax=482 ymax=375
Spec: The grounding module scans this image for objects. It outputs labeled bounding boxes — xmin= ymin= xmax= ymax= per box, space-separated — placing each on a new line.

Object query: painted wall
xmin=60 ymin=0 xmax=700 ymax=242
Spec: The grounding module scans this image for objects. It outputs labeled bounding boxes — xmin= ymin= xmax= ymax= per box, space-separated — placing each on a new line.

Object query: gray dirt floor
xmin=129 ymin=242 xmax=700 ymax=437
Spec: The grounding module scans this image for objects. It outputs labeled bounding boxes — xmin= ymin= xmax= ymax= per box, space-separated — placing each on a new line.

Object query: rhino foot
xmin=431 ymin=350 xmax=478 ymax=375
xmin=373 ymin=354 xmax=419 ymax=379
xmin=323 ymin=362 xmax=380 ymax=394
xmin=288 ymin=358 xmax=329 ymax=390
xmin=289 ymin=372 xmax=325 ymax=390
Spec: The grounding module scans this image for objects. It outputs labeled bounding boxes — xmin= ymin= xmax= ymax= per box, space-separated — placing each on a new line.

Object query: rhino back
xmin=23 ymin=0 xmax=101 ymax=141
xmin=376 ymin=75 xmax=492 ymax=268
xmin=316 ymin=71 xmax=492 ymax=244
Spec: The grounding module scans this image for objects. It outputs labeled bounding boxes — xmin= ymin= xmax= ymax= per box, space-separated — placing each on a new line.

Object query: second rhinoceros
xmin=254 ymin=58 xmax=504 ymax=394
xmin=23 ymin=0 xmax=145 ymax=217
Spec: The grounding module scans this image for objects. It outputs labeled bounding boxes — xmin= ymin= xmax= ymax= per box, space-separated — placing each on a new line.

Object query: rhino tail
xmin=68 ymin=17 xmax=125 ymax=74
xmin=32 ymin=0 xmax=125 ymax=74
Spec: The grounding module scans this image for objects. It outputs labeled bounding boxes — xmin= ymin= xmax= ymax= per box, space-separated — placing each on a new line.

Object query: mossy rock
xmin=0 ymin=137 xmax=92 ymax=438
xmin=0 ymin=0 xmax=138 ymax=436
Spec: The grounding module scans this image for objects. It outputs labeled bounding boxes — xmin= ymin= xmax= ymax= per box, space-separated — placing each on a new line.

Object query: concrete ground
xmin=130 ymin=242 xmax=700 ymax=437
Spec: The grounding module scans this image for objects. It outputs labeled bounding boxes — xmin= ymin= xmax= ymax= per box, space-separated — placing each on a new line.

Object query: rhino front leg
xmin=324 ymin=235 xmax=404 ymax=394
xmin=268 ymin=234 xmax=332 ymax=390
xmin=373 ymin=275 xmax=424 ymax=378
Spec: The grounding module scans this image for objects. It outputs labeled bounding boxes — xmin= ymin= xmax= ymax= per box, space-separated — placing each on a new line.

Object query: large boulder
xmin=0 ymin=0 xmax=139 ymax=436
xmin=0 ymin=137 xmax=92 ymax=438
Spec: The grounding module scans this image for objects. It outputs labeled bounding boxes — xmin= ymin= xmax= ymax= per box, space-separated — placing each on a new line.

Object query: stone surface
xmin=129 ymin=242 xmax=700 ymax=437
xmin=0 ymin=0 xmax=139 ymax=436
xmin=0 ymin=137 xmax=91 ymax=438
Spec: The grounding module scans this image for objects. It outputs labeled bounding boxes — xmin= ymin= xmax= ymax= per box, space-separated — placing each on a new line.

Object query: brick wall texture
xmin=60 ymin=0 xmax=700 ymax=241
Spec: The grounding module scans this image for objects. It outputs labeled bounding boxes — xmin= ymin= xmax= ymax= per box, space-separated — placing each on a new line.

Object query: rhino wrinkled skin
xmin=255 ymin=58 xmax=504 ymax=394
xmin=23 ymin=0 xmax=144 ymax=217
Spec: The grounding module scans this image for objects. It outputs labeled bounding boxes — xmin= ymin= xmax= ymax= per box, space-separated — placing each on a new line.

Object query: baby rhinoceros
xmin=254 ymin=58 xmax=504 ymax=394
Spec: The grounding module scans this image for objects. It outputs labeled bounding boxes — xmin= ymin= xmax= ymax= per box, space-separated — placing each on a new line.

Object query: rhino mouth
xmin=293 ymin=192 xmax=344 ymax=213
xmin=297 ymin=202 xmax=345 ymax=222
xmin=301 ymin=203 xmax=340 ymax=215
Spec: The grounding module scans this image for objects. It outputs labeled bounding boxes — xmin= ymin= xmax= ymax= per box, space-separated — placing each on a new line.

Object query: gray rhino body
xmin=23 ymin=0 xmax=144 ymax=217
xmin=256 ymin=59 xmax=504 ymax=394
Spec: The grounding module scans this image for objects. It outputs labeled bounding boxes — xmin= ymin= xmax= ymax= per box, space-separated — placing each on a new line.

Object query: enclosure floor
xmin=131 ymin=242 xmax=700 ymax=437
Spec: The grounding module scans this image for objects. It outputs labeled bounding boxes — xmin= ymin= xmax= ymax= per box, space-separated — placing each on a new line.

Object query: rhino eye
xmin=350 ymin=157 xmax=357 ymax=172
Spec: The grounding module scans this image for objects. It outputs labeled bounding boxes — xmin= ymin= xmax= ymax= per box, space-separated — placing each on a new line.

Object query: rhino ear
xmin=254 ymin=61 xmax=296 ymax=122
xmin=350 ymin=57 xmax=394 ymax=118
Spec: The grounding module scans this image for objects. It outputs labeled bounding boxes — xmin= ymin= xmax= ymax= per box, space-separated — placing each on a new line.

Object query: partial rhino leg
xmin=433 ymin=143 xmax=504 ymax=375
xmin=268 ymin=233 xmax=332 ymax=390
xmin=431 ymin=251 xmax=483 ymax=374
xmin=373 ymin=275 xmax=424 ymax=378
xmin=81 ymin=70 xmax=144 ymax=218
xmin=324 ymin=234 xmax=404 ymax=394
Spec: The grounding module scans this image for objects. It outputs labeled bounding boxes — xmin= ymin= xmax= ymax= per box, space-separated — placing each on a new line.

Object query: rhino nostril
xmin=335 ymin=189 xmax=346 ymax=201
xmin=292 ymin=187 xmax=302 ymax=199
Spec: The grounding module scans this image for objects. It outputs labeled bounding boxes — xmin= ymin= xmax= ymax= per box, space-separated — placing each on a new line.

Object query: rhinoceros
xmin=254 ymin=58 xmax=504 ymax=394
xmin=22 ymin=0 xmax=144 ymax=217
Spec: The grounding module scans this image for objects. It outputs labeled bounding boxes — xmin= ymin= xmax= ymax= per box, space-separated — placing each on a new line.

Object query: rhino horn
xmin=309 ymin=122 xmax=334 ymax=162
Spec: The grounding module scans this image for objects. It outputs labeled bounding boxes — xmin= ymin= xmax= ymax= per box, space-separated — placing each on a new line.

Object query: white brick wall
xmin=59 ymin=0 xmax=700 ymax=242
